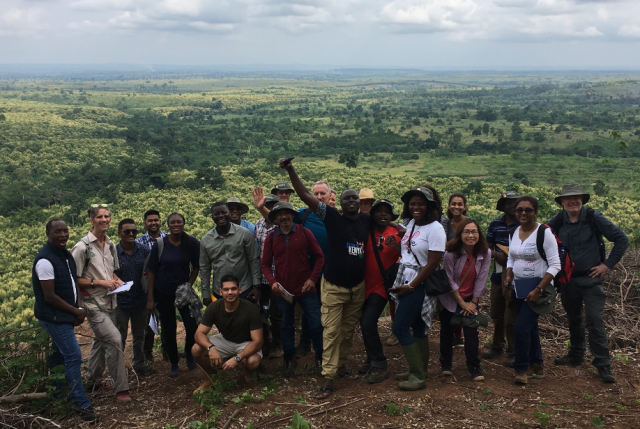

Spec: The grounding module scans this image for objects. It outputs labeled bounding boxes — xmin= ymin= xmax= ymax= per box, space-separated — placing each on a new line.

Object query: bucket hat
xmin=554 ymin=184 xmax=590 ymax=205
xmin=401 ymin=186 xmax=435 ymax=204
xmin=359 ymin=188 xmax=375 ymax=201
xmin=528 ymin=285 xmax=557 ymax=316
xmin=268 ymin=202 xmax=299 ymax=222
xmin=226 ymin=197 xmax=249 ymax=214
xmin=271 ymin=182 xmax=295 ymax=195
xmin=496 ymin=191 xmax=521 ymax=211
xmin=370 ymin=199 xmax=399 ymax=221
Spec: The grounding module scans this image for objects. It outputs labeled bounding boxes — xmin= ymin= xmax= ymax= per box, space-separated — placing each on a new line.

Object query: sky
xmin=2 ymin=0 xmax=640 ymax=69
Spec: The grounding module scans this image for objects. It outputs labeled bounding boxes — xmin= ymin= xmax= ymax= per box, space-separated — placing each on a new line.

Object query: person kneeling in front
xmin=192 ymin=274 xmax=263 ymax=392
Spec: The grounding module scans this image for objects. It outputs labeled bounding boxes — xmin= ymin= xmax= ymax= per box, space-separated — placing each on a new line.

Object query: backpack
xmin=551 ymin=208 xmax=605 ymax=264
xmin=298 ymin=208 xmax=313 ymax=227
xmin=509 ymin=224 xmax=574 ymax=285
xmin=141 ymin=238 xmax=164 ymax=294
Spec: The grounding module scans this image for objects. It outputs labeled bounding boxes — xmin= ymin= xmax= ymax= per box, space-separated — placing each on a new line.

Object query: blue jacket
xmin=32 ymin=242 xmax=79 ymax=325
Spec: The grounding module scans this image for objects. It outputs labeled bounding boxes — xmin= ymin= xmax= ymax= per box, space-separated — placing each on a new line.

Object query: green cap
xmin=268 ymin=202 xmax=299 ymax=222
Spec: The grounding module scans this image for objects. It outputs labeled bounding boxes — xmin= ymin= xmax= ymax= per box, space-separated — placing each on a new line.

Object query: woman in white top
xmin=504 ymin=196 xmax=560 ymax=385
xmin=388 ymin=185 xmax=447 ymax=391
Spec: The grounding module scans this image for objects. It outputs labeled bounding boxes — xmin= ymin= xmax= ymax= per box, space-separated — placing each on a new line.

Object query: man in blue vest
xmin=33 ymin=219 xmax=97 ymax=422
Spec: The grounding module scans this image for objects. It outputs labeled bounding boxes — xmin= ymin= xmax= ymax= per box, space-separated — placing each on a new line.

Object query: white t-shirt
xmin=36 ymin=259 xmax=78 ymax=303
xmin=400 ymin=219 xmax=447 ymax=269
xmin=507 ymin=224 xmax=561 ymax=280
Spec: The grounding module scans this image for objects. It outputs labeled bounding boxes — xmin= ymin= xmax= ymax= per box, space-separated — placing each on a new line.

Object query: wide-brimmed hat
xmin=555 ymin=184 xmax=590 ymax=205
xmin=401 ymin=186 xmax=435 ymax=204
xmin=264 ymin=194 xmax=280 ymax=206
xmin=359 ymin=188 xmax=375 ymax=201
xmin=528 ymin=285 xmax=557 ymax=316
xmin=496 ymin=191 xmax=521 ymax=211
xmin=370 ymin=199 xmax=399 ymax=221
xmin=271 ymin=182 xmax=295 ymax=195
xmin=226 ymin=197 xmax=249 ymax=214
xmin=268 ymin=202 xmax=299 ymax=222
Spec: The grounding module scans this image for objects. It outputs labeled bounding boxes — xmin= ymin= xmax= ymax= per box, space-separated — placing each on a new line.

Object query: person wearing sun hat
xmin=226 ymin=197 xmax=255 ymax=235
xmin=261 ymin=201 xmax=325 ymax=378
xmin=547 ymin=184 xmax=628 ymax=384
xmin=358 ymin=198 xmax=403 ymax=384
xmin=271 ymin=182 xmax=295 ymax=202
xmin=388 ymin=185 xmax=447 ymax=391
xmin=483 ymin=191 xmax=520 ymax=368
xmin=359 ymin=189 xmax=375 ymax=215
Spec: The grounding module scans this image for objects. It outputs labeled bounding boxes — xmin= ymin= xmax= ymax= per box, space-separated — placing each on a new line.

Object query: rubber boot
xmin=396 ymin=337 xmax=429 ymax=381
xmin=397 ymin=343 xmax=426 ymax=391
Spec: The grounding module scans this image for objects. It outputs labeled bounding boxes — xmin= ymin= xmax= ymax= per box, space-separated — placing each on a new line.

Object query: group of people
xmin=32 ymin=158 xmax=629 ymax=421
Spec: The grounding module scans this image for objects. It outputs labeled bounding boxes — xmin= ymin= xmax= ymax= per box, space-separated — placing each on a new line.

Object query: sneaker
xmin=470 ymin=368 xmax=485 ymax=382
xmin=116 ymin=390 xmax=132 ymax=401
xmin=358 ymin=362 xmax=371 ymax=375
xmin=386 ymin=335 xmax=399 ymax=346
xmin=504 ymin=354 xmax=515 ymax=368
xmin=514 ymin=371 xmax=528 ymax=385
xmin=554 ymin=355 xmax=585 ymax=367
xmin=315 ymin=355 xmax=323 ymax=376
xmin=597 ymin=366 xmax=616 ymax=384
xmin=527 ymin=363 xmax=545 ymax=379
xmin=269 ymin=348 xmax=284 ymax=360
xmin=441 ymin=367 xmax=453 ymax=376
xmin=75 ymin=406 xmax=98 ymax=422
xmin=134 ymin=365 xmax=156 ymax=376
xmin=452 ymin=337 xmax=464 ymax=348
xmin=283 ymin=356 xmax=298 ymax=378
xmin=482 ymin=348 xmax=504 ymax=360
xmin=168 ymin=364 xmax=180 ymax=378
xmin=367 ymin=367 xmax=390 ymax=384
xmin=296 ymin=343 xmax=311 ymax=358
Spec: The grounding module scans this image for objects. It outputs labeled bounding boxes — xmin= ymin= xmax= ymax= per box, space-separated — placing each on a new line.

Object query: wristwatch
xmin=90 ymin=279 xmax=94 ymax=287
xmin=234 ymin=355 xmax=242 ymax=363
xmin=207 ymin=344 xmax=214 ymax=352
xmin=536 ymin=286 xmax=544 ymax=292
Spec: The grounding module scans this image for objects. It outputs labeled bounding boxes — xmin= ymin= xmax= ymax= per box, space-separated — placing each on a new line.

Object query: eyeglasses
xmin=377 ymin=235 xmax=385 ymax=251
xmin=515 ymin=207 xmax=535 ymax=214
xmin=91 ymin=203 xmax=109 ymax=208
xmin=122 ymin=229 xmax=139 ymax=235
xmin=462 ymin=229 xmax=479 ymax=235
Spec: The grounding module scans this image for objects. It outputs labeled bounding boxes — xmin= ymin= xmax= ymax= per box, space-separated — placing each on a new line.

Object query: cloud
xmin=0 ymin=7 xmax=45 ymax=37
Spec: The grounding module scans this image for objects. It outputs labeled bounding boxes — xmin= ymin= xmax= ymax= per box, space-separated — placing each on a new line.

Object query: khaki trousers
xmin=86 ymin=306 xmax=130 ymax=393
xmin=320 ymin=278 xmax=365 ymax=379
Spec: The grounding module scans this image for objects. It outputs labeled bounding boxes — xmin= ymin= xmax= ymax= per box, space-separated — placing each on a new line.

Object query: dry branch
xmin=0 ymin=393 xmax=48 ymax=405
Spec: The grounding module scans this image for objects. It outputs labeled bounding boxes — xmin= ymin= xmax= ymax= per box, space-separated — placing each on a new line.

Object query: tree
xmin=482 ymin=123 xmax=490 ymax=135
xmin=593 ymin=180 xmax=609 ymax=196
xmin=0 ymin=113 xmax=5 ymax=121
xmin=338 ymin=152 xmax=358 ymax=168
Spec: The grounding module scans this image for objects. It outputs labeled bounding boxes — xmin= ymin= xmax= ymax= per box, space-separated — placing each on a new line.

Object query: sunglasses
xmin=91 ymin=203 xmax=109 ymax=208
xmin=122 ymin=229 xmax=139 ymax=235
xmin=377 ymin=235 xmax=385 ymax=250
xmin=515 ymin=207 xmax=535 ymax=214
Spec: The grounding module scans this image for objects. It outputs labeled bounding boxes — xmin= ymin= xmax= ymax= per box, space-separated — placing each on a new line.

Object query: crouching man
xmin=192 ymin=274 xmax=263 ymax=392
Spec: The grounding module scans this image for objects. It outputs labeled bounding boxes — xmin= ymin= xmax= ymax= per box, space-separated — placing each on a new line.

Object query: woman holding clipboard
xmin=504 ymin=196 xmax=560 ymax=385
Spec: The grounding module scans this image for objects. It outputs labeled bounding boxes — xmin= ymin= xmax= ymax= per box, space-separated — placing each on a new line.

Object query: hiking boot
xmin=482 ymin=348 xmax=504 ymax=360
xmin=452 ymin=337 xmax=464 ymax=348
xmin=168 ymin=364 xmax=180 ymax=378
xmin=597 ymin=366 xmax=616 ymax=384
xmin=398 ymin=343 xmax=426 ymax=391
xmin=358 ymin=362 xmax=371 ymax=375
xmin=315 ymin=355 xmax=323 ymax=376
xmin=396 ymin=337 xmax=430 ymax=381
xmin=554 ymin=355 xmax=585 ymax=367
xmin=134 ymin=365 xmax=156 ymax=376
xmin=470 ymin=367 xmax=485 ymax=382
xmin=514 ymin=371 xmax=528 ymax=385
xmin=386 ymin=335 xmax=399 ymax=346
xmin=283 ymin=356 xmax=298 ymax=378
xmin=269 ymin=348 xmax=283 ymax=359
xmin=527 ymin=363 xmax=545 ymax=379
xmin=296 ymin=343 xmax=311 ymax=358
xmin=440 ymin=367 xmax=453 ymax=376
xmin=504 ymin=354 xmax=515 ymax=368
xmin=367 ymin=367 xmax=390 ymax=384
xmin=116 ymin=390 xmax=132 ymax=401
xmin=337 ymin=366 xmax=359 ymax=380
xmin=75 ymin=406 xmax=98 ymax=423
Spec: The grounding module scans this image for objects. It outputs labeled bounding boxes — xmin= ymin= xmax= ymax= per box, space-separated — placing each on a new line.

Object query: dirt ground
xmin=63 ymin=314 xmax=640 ymax=429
